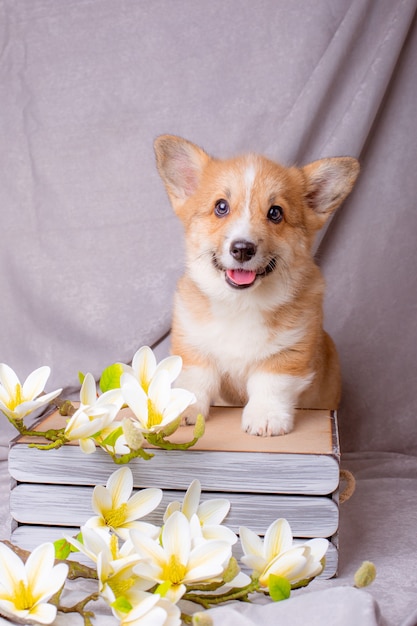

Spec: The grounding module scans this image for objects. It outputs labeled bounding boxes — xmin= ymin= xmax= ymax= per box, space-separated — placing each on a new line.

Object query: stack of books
xmin=8 ymin=406 xmax=340 ymax=578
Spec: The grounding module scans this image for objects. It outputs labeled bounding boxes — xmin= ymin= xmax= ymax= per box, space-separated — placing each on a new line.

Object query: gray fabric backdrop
xmin=1 ymin=0 xmax=416 ymax=455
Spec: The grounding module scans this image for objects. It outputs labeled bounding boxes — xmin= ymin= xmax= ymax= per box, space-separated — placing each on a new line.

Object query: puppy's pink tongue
xmin=226 ymin=269 xmax=257 ymax=285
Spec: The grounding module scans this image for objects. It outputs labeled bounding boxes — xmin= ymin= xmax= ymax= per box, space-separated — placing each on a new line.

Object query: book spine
xmin=10 ymin=524 xmax=338 ymax=579
xmin=10 ymin=483 xmax=338 ymax=538
xmin=8 ymin=445 xmax=340 ymax=496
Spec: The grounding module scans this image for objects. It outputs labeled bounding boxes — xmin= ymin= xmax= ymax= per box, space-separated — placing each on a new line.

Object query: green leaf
xmin=101 ymin=425 xmax=123 ymax=448
xmin=54 ymin=538 xmax=72 ymax=560
xmin=78 ymin=371 xmax=85 ymax=385
xmin=111 ymin=596 xmax=133 ymax=613
xmin=99 ymin=363 xmax=124 ymax=393
xmin=72 ymin=531 xmax=84 ymax=551
xmin=268 ymin=574 xmax=291 ymax=602
xmin=155 ymin=581 xmax=172 ymax=597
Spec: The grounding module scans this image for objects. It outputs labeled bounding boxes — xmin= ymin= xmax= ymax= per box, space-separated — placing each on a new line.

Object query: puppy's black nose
xmin=229 ymin=240 xmax=257 ymax=262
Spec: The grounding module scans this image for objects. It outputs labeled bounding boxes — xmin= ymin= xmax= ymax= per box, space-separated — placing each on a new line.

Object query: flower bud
xmin=122 ymin=417 xmax=144 ymax=450
xmin=222 ymin=556 xmax=240 ymax=583
xmin=193 ymin=413 xmax=205 ymax=439
xmin=354 ymin=561 xmax=377 ymax=588
xmin=192 ymin=612 xmax=214 ymax=626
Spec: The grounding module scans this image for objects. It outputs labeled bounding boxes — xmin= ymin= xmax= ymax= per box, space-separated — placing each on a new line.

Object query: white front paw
xmin=242 ymin=404 xmax=294 ymax=436
xmin=174 ymin=366 xmax=216 ymax=425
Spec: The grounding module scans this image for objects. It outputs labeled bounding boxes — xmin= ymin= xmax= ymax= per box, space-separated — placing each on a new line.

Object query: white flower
xmin=0 ymin=541 xmax=68 ymax=625
xmin=123 ymin=346 xmax=183 ymax=393
xmin=164 ymin=480 xmax=237 ymax=545
xmin=0 ymin=364 xmax=61 ymax=422
xmin=64 ymin=404 xmax=119 ymax=453
xmin=131 ymin=511 xmax=232 ymax=603
xmin=64 ymin=373 xmax=124 ymax=453
xmin=65 ymin=526 xmax=152 ymax=607
xmin=85 ymin=467 xmax=162 ymax=540
xmin=239 ymin=518 xmax=328 ymax=588
xmin=121 ymin=371 xmax=195 ymax=434
xmin=114 ymin=591 xmax=181 ymax=626
xmin=78 ymin=372 xmax=124 ymax=410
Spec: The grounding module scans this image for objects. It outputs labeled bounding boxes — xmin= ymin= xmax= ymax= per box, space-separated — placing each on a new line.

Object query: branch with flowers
xmin=0 ymin=347 xmax=376 ymax=624
xmin=0 ymin=468 xmax=337 ymax=626
xmin=0 ymin=347 xmax=204 ymax=463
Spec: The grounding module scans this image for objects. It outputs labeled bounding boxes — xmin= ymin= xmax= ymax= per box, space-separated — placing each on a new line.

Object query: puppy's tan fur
xmin=154 ymin=135 xmax=359 ymax=436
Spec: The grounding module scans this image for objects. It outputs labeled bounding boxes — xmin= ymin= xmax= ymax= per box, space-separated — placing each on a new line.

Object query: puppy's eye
xmin=267 ymin=205 xmax=284 ymax=223
xmin=214 ymin=199 xmax=230 ymax=217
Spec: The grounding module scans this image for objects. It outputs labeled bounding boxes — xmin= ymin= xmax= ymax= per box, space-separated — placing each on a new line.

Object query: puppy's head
xmin=154 ymin=135 xmax=359 ymax=299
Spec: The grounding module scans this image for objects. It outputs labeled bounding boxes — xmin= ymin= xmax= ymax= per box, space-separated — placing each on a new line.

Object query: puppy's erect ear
xmin=302 ymin=157 xmax=360 ymax=229
xmin=154 ymin=135 xmax=210 ymax=212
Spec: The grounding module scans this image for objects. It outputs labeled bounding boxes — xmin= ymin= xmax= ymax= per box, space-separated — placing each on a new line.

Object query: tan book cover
xmin=16 ymin=406 xmax=338 ymax=456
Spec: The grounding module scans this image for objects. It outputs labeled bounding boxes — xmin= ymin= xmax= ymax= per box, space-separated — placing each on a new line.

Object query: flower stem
xmin=183 ymin=578 xmax=260 ymax=608
xmin=57 ymin=592 xmax=99 ymax=626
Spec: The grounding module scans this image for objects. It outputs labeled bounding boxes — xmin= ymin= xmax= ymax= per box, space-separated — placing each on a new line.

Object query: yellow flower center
xmin=164 ymin=555 xmax=187 ymax=585
xmin=104 ymin=503 xmax=128 ymax=529
xmin=147 ymin=399 xmax=163 ymax=428
xmin=14 ymin=579 xmax=35 ymax=610
xmin=108 ymin=575 xmax=137 ymax=598
xmin=6 ymin=384 xmax=24 ymax=411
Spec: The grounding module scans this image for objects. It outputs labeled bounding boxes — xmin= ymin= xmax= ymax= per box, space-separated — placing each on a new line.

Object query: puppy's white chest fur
xmin=177 ymin=294 xmax=305 ymax=379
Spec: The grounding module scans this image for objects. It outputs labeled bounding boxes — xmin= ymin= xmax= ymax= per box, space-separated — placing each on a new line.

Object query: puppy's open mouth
xmin=212 ymin=256 xmax=277 ymax=289
xmin=225 ymin=269 xmax=257 ymax=288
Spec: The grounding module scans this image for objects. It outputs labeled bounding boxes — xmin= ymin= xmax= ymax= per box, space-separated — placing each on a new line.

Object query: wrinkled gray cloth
xmin=1 ymin=1 xmax=417 ymax=625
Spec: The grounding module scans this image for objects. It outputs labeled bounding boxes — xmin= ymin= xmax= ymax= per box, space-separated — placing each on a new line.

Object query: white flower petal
xmin=122 ymin=605 xmax=168 ymax=626
xmin=0 ymin=542 xmax=27 ymax=593
xmin=25 ymin=542 xmax=55 ymax=591
xmin=148 ymin=370 xmax=171 ymax=414
xmin=28 ymin=601 xmax=57 ymax=624
xmin=130 ymin=531 xmax=166 ymax=571
xmin=240 ymin=553 xmax=266 ymax=574
xmin=125 ymin=488 xmax=163 ymax=522
xmin=22 ymin=366 xmax=51 ymax=400
xmin=92 ymin=484 xmax=113 ymax=515
xmin=162 ymin=511 xmax=190 ymax=564
xmin=164 ymin=582 xmax=187 ymax=605
xmin=96 ymin=387 xmax=124 ymax=411
xmin=163 ymin=501 xmax=181 ymax=522
xmin=182 ymin=480 xmax=200 ymax=519
xmin=106 ymin=466 xmax=133 ymax=507
xmin=261 ymin=546 xmax=308 ymax=585
xmin=121 ymin=374 xmax=149 ymax=425
xmin=132 ymin=346 xmax=156 ymax=389
xmin=79 ymin=437 xmax=97 ymax=454
xmin=303 ymin=537 xmax=329 ymax=562
xmin=239 ymin=526 xmax=265 ymax=560
xmin=264 ymin=518 xmax=293 ymax=560
xmin=202 ymin=524 xmax=237 ymax=545
xmin=116 ymin=521 xmax=160 ymax=541
xmin=80 ymin=373 xmax=97 ymax=406
xmin=185 ymin=541 xmax=231 ymax=582
xmin=198 ymin=498 xmax=230 ymax=525
xmin=0 ymin=363 xmax=20 ymax=397
xmin=116 ymin=591 xmax=160 ymax=620
xmin=165 ymin=388 xmax=196 ymax=418
xmin=154 ymin=355 xmax=183 ymax=384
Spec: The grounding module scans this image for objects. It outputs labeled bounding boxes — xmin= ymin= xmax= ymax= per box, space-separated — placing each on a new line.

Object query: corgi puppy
xmin=154 ymin=135 xmax=359 ymax=436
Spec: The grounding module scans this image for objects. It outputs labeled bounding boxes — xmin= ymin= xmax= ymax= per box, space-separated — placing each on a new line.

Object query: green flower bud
xmin=222 ymin=556 xmax=240 ymax=583
xmin=193 ymin=414 xmax=205 ymax=439
xmin=192 ymin=612 xmax=213 ymax=626
xmin=354 ymin=561 xmax=377 ymax=588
